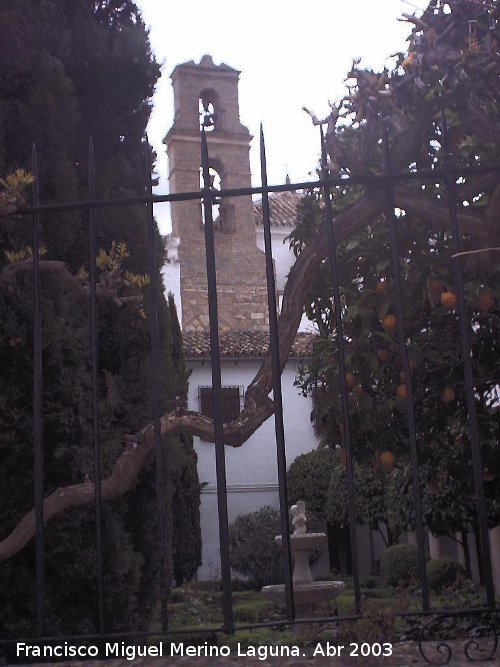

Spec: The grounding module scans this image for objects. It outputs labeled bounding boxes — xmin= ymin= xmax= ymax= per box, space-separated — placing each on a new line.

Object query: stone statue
xmin=290 ymin=500 xmax=307 ymax=535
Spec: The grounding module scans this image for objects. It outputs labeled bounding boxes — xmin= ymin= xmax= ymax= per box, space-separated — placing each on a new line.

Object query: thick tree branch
xmin=0 ymin=260 xmax=89 ymax=300
xmin=0 ymin=401 xmax=275 ymax=562
xmin=394 ymin=187 xmax=489 ymax=239
xmin=0 ymin=172 xmax=495 ymax=563
xmin=0 ymin=191 xmax=384 ymax=563
xmin=0 ymin=259 xmax=142 ymax=306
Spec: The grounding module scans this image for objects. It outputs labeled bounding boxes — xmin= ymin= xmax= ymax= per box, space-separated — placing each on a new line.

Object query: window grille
xmin=198 ymin=386 xmax=242 ymax=422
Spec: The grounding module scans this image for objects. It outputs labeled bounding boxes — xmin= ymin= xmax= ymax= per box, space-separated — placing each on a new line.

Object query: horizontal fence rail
xmin=1 ymin=119 xmax=499 ymax=665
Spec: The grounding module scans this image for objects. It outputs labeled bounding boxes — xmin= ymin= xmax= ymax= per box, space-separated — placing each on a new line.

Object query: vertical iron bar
xmin=382 ymin=125 xmax=429 ymax=611
xmin=440 ymin=113 xmax=495 ymax=608
xmin=31 ymin=144 xmax=45 ymax=636
xmin=319 ymin=127 xmax=361 ymax=613
xmin=144 ymin=138 xmax=169 ymax=632
xmin=200 ymin=128 xmax=233 ymax=633
xmin=88 ymin=140 xmax=105 ymax=633
xmin=259 ymin=125 xmax=295 ymax=621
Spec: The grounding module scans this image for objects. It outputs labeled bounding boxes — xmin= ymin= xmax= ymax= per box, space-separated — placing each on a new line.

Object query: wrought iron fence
xmin=0 ymin=117 xmax=499 ymax=664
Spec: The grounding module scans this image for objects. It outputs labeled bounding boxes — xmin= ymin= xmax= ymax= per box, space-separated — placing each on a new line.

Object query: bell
xmin=202 ymin=114 xmax=214 ymax=128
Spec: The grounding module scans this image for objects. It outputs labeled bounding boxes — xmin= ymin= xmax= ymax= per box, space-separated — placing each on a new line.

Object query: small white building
xmin=183 ymin=330 xmax=316 ymax=579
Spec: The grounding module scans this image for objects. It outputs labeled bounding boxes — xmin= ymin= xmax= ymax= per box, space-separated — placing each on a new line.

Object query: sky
xmin=136 ymin=0 xmax=418 ymax=234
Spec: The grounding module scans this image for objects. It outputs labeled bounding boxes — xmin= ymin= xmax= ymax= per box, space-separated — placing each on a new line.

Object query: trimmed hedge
xmin=426 ymin=557 xmax=464 ymax=592
xmin=229 ymin=507 xmax=283 ymax=589
xmin=381 ymin=544 xmax=420 ymax=587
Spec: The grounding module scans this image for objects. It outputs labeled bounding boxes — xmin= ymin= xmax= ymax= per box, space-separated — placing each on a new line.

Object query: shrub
xmin=426 ymin=558 xmax=464 ymax=593
xmin=229 ymin=507 xmax=283 ymax=589
xmin=381 ymin=544 xmax=420 ymax=587
xmin=359 ymin=575 xmax=382 ymax=589
xmin=287 ymin=449 xmax=337 ymax=521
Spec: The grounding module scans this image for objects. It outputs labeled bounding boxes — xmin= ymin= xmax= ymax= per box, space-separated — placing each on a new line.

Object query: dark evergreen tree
xmin=0 ymin=0 xmax=200 ymax=640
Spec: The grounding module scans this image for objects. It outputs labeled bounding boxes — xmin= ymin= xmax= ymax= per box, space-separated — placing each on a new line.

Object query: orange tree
xmin=293 ymin=192 xmax=499 ymax=553
xmin=290 ymin=0 xmax=499 ymax=555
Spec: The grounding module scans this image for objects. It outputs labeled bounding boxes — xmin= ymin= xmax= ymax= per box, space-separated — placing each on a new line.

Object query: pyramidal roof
xmin=172 ymin=54 xmax=239 ymax=76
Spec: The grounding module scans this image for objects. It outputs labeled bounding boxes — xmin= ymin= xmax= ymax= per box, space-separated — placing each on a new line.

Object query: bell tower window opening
xmin=199 ymin=89 xmax=219 ymax=131
xmin=200 ymin=166 xmax=222 ymax=228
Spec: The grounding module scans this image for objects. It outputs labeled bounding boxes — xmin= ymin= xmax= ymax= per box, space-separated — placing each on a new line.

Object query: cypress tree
xmin=0 ymin=0 xmax=200 ymax=638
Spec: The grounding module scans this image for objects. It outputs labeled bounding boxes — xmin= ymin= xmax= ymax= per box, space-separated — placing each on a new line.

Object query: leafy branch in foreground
xmin=0 ymin=169 xmax=33 ymax=217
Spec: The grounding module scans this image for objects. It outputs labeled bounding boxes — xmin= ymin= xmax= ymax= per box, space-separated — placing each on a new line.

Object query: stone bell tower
xmin=164 ymin=55 xmax=269 ymax=332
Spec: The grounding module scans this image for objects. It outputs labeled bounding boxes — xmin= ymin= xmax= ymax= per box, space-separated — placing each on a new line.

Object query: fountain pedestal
xmin=261 ymin=504 xmax=344 ymax=636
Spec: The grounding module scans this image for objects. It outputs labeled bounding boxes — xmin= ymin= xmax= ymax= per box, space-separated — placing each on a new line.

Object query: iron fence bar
xmin=200 ymin=128 xmax=233 ymax=633
xmin=259 ymin=125 xmax=295 ymax=621
xmin=319 ymin=126 xmax=361 ymax=613
xmin=382 ymin=125 xmax=430 ymax=611
xmin=31 ymin=144 xmax=45 ymax=637
xmin=14 ymin=162 xmax=500 ymax=216
xmin=440 ymin=112 xmax=495 ymax=609
xmin=144 ymin=139 xmax=169 ymax=632
xmin=88 ymin=140 xmax=105 ymax=633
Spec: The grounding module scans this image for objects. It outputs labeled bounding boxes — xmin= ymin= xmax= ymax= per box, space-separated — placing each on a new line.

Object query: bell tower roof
xmin=170 ymin=54 xmax=239 ymax=78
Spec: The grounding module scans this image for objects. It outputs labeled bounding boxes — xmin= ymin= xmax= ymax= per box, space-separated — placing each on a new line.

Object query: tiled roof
xmin=254 ymin=191 xmax=302 ymax=227
xmin=183 ymin=329 xmax=315 ymax=359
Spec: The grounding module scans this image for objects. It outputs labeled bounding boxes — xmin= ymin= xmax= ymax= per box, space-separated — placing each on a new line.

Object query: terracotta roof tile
xmin=254 ymin=191 xmax=302 ymax=227
xmin=183 ymin=329 xmax=315 ymax=359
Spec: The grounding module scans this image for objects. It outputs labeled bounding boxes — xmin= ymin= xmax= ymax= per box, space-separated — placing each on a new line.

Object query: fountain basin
xmin=262 ymin=580 xmax=345 ymax=607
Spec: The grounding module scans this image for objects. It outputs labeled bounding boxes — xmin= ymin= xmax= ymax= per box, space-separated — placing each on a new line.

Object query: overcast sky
xmin=136 ymin=0 xmax=416 ymax=233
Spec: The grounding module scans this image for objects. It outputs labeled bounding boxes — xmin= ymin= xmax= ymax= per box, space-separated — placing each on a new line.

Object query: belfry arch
xmin=199 ymin=88 xmax=221 ymax=131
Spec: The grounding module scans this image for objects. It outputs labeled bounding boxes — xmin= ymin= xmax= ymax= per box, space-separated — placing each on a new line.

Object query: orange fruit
xmin=380 ymin=451 xmax=395 ymax=468
xmin=441 ymin=387 xmax=455 ymax=403
xmin=396 ymin=384 xmax=407 ymax=400
xmin=381 ymin=314 xmax=397 ymax=331
xmin=345 ymin=373 xmax=357 ymax=389
xmin=376 ymin=349 xmax=390 ymax=363
xmin=376 ymin=280 xmax=388 ymax=294
xmin=402 ymin=52 xmax=416 ymax=69
xmin=478 ymin=293 xmax=494 ymax=311
xmin=440 ymin=291 xmax=457 ymax=310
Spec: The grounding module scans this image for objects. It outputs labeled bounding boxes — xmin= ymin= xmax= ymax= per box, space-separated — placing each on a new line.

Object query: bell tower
xmin=164 ymin=55 xmax=269 ymax=332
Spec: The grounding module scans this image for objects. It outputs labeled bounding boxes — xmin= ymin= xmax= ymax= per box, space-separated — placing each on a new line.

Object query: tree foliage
xmin=291 ymin=0 xmax=499 ymax=540
xmin=0 ymin=0 xmax=200 ymax=637
xmin=229 ymin=507 xmax=283 ymax=590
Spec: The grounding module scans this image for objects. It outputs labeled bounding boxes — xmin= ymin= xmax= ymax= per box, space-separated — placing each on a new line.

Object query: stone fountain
xmin=262 ymin=501 xmax=345 ymax=632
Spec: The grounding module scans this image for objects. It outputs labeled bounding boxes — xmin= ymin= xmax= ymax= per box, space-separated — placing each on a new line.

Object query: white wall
xmin=187 ymin=358 xmax=318 ymax=579
xmin=162 ymin=235 xmax=181 ymax=318
xmin=255 ymin=227 xmax=317 ymax=334
xmin=255 ymin=227 xmax=294 ymax=294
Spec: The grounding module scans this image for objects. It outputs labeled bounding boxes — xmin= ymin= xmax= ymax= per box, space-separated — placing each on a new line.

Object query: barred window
xmin=199 ymin=386 xmax=242 ymax=422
